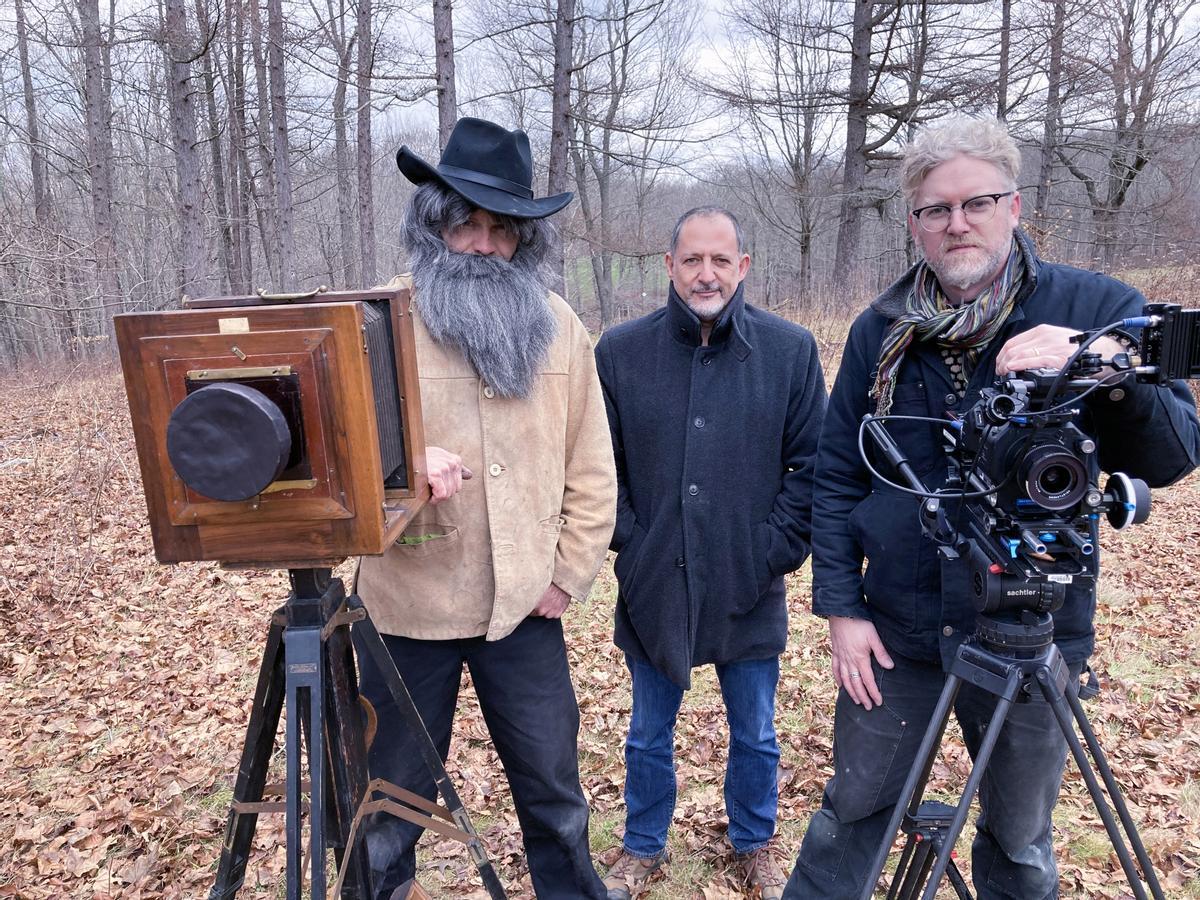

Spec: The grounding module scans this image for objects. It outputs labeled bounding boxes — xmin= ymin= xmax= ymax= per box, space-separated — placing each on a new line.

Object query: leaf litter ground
xmin=1 ymin=364 xmax=1197 ymax=899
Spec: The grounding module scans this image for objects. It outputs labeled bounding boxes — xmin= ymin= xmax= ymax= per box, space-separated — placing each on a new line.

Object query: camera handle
xmin=858 ymin=632 xmax=1166 ymax=900
xmin=209 ymin=568 xmax=507 ymax=900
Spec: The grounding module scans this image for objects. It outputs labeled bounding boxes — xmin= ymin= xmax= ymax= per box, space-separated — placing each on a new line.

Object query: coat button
xmin=944 ymin=393 xmax=958 ymax=407
xmin=688 ymin=484 xmax=699 ymax=495
xmin=694 ymin=416 xmax=705 ymax=428
xmin=675 ymin=556 xmax=686 ymax=567
xmin=483 ymin=386 xmax=495 ymax=399
xmin=702 ymin=356 xmax=713 ymax=366
xmin=942 ymin=626 xmax=954 ymax=637
xmin=488 ymin=463 xmax=503 ymax=477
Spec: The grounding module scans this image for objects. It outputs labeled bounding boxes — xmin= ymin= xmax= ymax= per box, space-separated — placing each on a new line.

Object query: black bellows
xmin=362 ymin=301 xmax=408 ymax=488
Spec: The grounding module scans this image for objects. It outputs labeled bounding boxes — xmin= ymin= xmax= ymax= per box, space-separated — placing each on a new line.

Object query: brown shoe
xmin=602 ymin=849 xmax=668 ymax=899
xmin=736 ymin=845 xmax=787 ymax=900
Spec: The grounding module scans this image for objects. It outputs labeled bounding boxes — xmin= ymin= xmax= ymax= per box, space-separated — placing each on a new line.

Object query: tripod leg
xmin=919 ymin=669 xmax=1021 ymax=900
xmin=944 ymin=857 xmax=972 ymax=900
xmin=210 ymin=610 xmax=287 ymax=900
xmin=892 ymin=839 xmax=932 ymax=900
xmin=285 ymin=623 xmax=327 ymax=899
xmin=860 ymin=673 xmax=962 ymax=900
xmin=326 ymin=613 xmax=372 ymax=898
xmin=885 ymin=838 xmax=919 ymax=900
xmin=347 ymin=595 xmax=507 ymax=900
xmin=1035 ymin=668 xmax=1163 ymax=900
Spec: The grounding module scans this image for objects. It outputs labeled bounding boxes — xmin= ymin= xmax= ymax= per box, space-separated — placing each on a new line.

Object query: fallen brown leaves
xmin=1 ymin=363 xmax=1197 ymax=899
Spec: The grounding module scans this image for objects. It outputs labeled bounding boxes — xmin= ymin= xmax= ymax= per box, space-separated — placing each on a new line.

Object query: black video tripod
xmin=858 ymin=610 xmax=1165 ymax=900
xmin=208 ymin=568 xmax=507 ymax=900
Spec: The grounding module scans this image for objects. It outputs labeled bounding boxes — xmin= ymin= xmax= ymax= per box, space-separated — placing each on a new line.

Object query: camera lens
xmin=1020 ymin=444 xmax=1089 ymax=510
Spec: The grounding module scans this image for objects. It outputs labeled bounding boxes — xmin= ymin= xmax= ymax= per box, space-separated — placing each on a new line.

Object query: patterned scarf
xmin=870 ymin=242 xmax=1025 ymax=415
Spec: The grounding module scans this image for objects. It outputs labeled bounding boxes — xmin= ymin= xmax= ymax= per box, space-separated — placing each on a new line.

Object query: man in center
xmin=594 ymin=207 xmax=827 ymax=899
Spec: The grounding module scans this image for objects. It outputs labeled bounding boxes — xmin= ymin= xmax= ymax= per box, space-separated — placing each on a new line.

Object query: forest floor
xmin=1 ymin=360 xmax=1198 ymax=899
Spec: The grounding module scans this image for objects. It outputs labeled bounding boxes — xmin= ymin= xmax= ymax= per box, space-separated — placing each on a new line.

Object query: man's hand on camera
xmin=425 ymin=446 xmax=472 ymax=504
xmin=531 ymin=582 xmax=571 ymax=619
xmin=996 ymin=324 xmax=1123 ymax=376
xmin=828 ymin=615 xmax=894 ymax=710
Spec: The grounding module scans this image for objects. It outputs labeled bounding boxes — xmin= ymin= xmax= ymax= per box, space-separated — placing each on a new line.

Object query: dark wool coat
xmin=813 ymin=230 xmax=1200 ymax=668
xmin=595 ymin=284 xmax=827 ymax=688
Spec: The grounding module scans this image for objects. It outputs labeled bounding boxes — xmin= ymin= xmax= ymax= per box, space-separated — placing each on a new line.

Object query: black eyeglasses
xmin=911 ymin=192 xmax=1015 ymax=233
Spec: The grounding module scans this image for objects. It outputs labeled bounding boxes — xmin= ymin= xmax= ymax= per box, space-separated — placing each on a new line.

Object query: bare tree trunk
xmin=996 ymin=0 xmax=1011 ymax=119
xmin=78 ymin=0 xmax=122 ymax=316
xmin=333 ymin=44 xmax=360 ymax=286
xmin=1035 ymin=0 xmax=1065 ymax=225
xmin=433 ymin=0 xmax=457 ymax=149
xmin=226 ymin=0 xmax=253 ymax=290
xmin=250 ymin=0 xmax=281 ymax=284
xmin=16 ymin=0 xmax=50 ymax=229
xmin=833 ymin=0 xmax=872 ymax=284
xmin=356 ymin=0 xmax=377 ymax=283
xmin=546 ymin=0 xmax=574 ymax=299
xmin=164 ymin=0 xmax=209 ymax=297
xmin=265 ymin=0 xmax=296 ymax=283
xmin=196 ymin=0 xmax=234 ymax=293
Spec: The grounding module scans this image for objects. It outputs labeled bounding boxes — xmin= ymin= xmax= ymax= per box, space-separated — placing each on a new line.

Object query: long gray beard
xmin=410 ymin=245 xmax=557 ymax=399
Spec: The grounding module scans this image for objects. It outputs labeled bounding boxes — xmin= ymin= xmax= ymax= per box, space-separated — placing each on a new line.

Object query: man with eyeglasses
xmin=782 ymin=117 xmax=1199 ymax=898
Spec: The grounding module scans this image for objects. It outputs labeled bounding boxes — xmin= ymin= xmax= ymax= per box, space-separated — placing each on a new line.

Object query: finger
xmin=461 ymin=466 xmax=474 ymax=481
xmin=862 ymin=667 xmax=883 ymax=707
xmin=869 ymin=634 xmax=895 ymax=670
xmin=843 ymin=660 xmax=871 ymax=710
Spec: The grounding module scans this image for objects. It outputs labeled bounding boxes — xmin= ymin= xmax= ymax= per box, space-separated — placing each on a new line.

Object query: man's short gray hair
xmin=899 ymin=116 xmax=1022 ymax=207
xmin=670 ymin=206 xmax=745 ymax=255
xmin=403 ymin=182 xmax=555 ymax=267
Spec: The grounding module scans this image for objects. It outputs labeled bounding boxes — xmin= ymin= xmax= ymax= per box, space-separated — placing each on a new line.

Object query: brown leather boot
xmin=736 ymin=845 xmax=787 ymax=900
xmin=602 ymin=849 xmax=668 ymax=899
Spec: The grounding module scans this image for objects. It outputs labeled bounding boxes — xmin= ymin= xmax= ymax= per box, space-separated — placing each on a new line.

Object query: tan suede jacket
xmin=357 ymin=277 xmax=616 ymax=641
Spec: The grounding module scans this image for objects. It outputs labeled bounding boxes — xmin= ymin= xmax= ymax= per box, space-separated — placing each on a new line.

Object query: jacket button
xmin=675 ymin=556 xmax=686 ymax=567
xmin=688 ymin=483 xmax=699 ymax=496
xmin=702 ymin=356 xmax=713 ymax=366
xmin=944 ymin=393 xmax=958 ymax=407
xmin=483 ymin=386 xmax=495 ymax=399
xmin=488 ymin=463 xmax=503 ymax=477
xmin=942 ymin=626 xmax=954 ymax=637
xmin=694 ymin=416 xmax=705 ymax=428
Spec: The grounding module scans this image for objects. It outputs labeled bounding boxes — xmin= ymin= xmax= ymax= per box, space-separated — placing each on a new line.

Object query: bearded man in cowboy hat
xmin=353 ymin=117 xmax=616 ymax=900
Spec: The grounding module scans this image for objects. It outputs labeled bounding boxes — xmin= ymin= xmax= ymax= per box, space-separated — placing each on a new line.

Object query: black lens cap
xmin=166 ymin=382 xmax=292 ymax=501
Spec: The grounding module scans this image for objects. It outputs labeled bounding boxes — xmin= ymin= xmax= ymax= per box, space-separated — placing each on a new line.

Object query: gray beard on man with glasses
xmin=408 ymin=235 xmax=557 ymax=400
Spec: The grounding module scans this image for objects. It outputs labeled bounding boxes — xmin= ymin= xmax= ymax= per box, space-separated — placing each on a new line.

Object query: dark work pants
xmin=784 ymin=652 xmax=1083 ymax=900
xmin=353 ymin=616 xmax=606 ymax=900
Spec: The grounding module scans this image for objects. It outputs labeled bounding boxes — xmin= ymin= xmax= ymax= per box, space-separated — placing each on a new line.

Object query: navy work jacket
xmin=595 ymin=283 xmax=827 ymax=688
xmin=813 ymin=230 xmax=1200 ymax=667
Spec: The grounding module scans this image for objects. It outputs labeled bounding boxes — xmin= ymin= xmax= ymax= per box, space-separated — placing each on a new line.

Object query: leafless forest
xmin=2 ymin=0 xmax=1200 ymax=361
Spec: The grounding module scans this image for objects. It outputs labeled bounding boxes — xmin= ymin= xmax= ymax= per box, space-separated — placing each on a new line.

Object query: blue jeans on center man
xmin=783 ymin=651 xmax=1083 ymax=900
xmin=622 ymin=654 xmax=780 ymax=858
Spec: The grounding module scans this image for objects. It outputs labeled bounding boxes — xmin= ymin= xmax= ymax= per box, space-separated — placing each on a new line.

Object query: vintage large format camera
xmin=114 ymin=286 xmax=429 ymax=567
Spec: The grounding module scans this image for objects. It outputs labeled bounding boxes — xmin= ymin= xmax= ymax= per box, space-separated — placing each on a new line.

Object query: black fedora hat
xmin=396 ymin=117 xmax=572 ymax=219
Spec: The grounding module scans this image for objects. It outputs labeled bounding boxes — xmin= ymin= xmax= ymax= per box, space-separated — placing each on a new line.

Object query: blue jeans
xmin=354 ymin=617 xmax=606 ymax=900
xmin=622 ymin=654 xmax=780 ymax=857
xmin=784 ymin=652 xmax=1083 ymax=900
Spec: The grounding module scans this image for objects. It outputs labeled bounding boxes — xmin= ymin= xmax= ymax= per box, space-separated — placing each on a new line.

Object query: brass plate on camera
xmin=262 ymin=479 xmax=318 ymax=494
xmin=186 ymin=365 xmax=294 ymax=381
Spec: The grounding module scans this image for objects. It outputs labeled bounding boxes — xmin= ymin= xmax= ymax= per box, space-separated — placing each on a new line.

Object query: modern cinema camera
xmin=865 ymin=302 xmax=1199 ymax=626
xmin=858 ymin=304 xmax=1199 ymax=900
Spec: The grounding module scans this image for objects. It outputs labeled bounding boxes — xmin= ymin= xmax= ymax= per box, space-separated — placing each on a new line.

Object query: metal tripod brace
xmin=208 ymin=568 xmax=507 ymax=900
xmin=860 ymin=624 xmax=1165 ymax=900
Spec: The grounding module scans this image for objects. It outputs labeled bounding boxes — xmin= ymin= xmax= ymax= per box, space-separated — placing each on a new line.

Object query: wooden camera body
xmin=115 ymin=287 xmax=429 ymax=567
